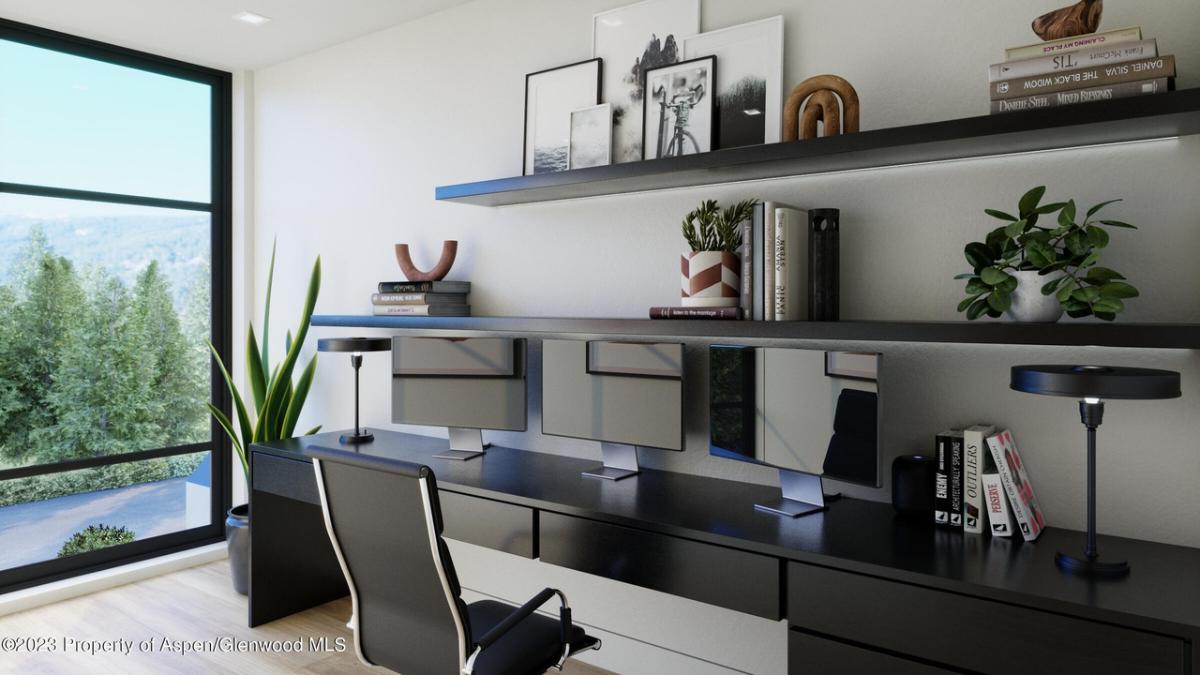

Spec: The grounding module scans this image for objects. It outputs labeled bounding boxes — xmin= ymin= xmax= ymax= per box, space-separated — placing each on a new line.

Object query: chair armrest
xmin=475 ymin=587 xmax=568 ymax=650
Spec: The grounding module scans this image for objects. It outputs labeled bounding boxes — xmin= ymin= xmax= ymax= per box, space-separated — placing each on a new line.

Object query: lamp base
xmin=1055 ymin=551 xmax=1130 ymax=578
xmin=339 ymin=430 xmax=375 ymax=445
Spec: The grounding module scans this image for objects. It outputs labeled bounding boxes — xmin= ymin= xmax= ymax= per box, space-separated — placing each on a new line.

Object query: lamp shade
xmin=1011 ymin=365 xmax=1181 ymax=400
xmin=317 ymin=337 xmax=392 ymax=353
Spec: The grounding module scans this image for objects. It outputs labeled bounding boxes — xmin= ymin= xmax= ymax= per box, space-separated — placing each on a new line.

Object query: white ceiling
xmin=0 ymin=0 xmax=476 ymax=71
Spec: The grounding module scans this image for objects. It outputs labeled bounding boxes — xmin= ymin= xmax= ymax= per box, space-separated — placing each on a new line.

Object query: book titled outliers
xmin=989 ymin=26 xmax=1175 ymax=114
xmin=372 ymin=281 xmax=470 ymax=317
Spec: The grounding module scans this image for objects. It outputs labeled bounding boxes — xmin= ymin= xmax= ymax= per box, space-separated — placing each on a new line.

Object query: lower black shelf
xmin=310 ymin=315 xmax=1199 ymax=349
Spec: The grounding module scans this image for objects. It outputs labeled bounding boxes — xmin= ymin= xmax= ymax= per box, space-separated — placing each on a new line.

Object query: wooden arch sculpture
xmin=394 ymin=240 xmax=458 ymax=282
xmin=783 ymin=75 xmax=860 ymax=142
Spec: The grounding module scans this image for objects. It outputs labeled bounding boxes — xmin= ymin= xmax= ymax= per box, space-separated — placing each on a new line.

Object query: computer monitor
xmin=391 ymin=336 xmax=527 ymax=461
xmin=709 ymin=345 xmax=881 ymax=517
xmin=542 ymin=339 xmax=684 ymax=481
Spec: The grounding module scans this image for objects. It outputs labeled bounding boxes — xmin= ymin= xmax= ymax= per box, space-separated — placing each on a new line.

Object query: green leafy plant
xmin=207 ymin=242 xmax=322 ymax=479
xmin=956 ymin=186 xmax=1138 ymax=321
xmin=681 ymin=199 xmax=757 ymax=252
xmin=58 ymin=524 xmax=135 ymax=558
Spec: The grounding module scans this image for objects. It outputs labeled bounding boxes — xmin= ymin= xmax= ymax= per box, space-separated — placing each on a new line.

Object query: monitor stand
xmin=755 ymin=469 xmax=827 ymax=518
xmin=581 ymin=442 xmax=639 ymax=481
xmin=433 ymin=427 xmax=491 ymax=461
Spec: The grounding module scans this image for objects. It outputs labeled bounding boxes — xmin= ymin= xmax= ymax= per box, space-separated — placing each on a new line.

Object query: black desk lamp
xmin=318 ymin=337 xmax=392 ymax=445
xmin=1011 ymin=365 xmax=1181 ymax=578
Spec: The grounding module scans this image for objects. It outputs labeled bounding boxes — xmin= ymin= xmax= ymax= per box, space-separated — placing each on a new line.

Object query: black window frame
xmin=0 ymin=17 xmax=232 ymax=592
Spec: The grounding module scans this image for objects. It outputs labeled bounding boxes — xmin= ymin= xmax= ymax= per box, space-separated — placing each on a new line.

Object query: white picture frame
xmin=682 ymin=15 xmax=784 ymax=149
xmin=592 ymin=0 xmax=700 ymax=164
xmin=568 ymin=103 xmax=613 ymax=170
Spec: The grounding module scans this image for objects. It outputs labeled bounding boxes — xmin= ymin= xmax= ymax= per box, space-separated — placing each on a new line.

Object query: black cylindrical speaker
xmin=892 ymin=454 xmax=936 ymax=519
xmin=808 ymin=208 xmax=839 ymax=321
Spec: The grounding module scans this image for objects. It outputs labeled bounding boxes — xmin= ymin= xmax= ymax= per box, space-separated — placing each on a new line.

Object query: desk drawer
xmin=440 ymin=491 xmax=535 ymax=558
xmin=788 ymin=630 xmax=955 ymax=675
xmin=787 ymin=562 xmax=1185 ymax=675
xmin=540 ymin=513 xmax=780 ymax=619
xmin=252 ymin=453 xmax=319 ymax=505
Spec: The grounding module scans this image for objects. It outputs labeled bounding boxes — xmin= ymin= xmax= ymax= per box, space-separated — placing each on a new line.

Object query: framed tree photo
xmin=523 ymin=58 xmax=602 ymax=175
xmin=642 ymin=56 xmax=715 ymax=160
xmin=682 ymin=15 xmax=784 ymax=150
xmin=592 ymin=0 xmax=699 ymax=164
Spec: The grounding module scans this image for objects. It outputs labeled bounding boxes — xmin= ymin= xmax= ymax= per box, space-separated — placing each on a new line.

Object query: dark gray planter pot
xmin=226 ymin=504 xmax=250 ymax=596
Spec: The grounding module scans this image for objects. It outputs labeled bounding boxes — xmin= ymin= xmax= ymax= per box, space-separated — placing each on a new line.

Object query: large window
xmin=0 ymin=19 xmax=231 ymax=590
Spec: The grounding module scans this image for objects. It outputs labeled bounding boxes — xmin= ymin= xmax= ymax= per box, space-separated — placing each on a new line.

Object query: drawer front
xmin=787 ymin=563 xmax=1185 ymax=675
xmin=540 ymin=512 xmax=780 ymax=619
xmin=439 ymin=491 xmax=535 ymax=558
xmin=252 ymin=452 xmax=319 ymax=505
xmin=788 ymin=630 xmax=956 ymax=675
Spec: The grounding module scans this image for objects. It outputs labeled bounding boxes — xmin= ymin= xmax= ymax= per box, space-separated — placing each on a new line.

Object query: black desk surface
xmin=254 ymin=429 xmax=1200 ymax=637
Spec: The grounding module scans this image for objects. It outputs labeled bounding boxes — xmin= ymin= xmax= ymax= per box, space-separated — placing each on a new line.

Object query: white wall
xmin=251 ymin=1 xmax=1200 ymax=672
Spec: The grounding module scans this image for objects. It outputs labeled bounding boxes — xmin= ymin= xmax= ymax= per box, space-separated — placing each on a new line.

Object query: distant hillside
xmin=0 ymin=215 xmax=209 ymax=309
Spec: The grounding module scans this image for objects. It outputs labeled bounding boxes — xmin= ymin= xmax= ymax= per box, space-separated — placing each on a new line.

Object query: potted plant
xmin=207 ymin=242 xmax=322 ymax=595
xmin=680 ymin=199 xmax=757 ymax=307
xmin=956 ymin=186 xmax=1139 ymax=322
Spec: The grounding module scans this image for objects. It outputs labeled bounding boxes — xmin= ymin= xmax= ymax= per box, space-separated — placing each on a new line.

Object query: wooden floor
xmin=0 ymin=561 xmax=612 ymax=674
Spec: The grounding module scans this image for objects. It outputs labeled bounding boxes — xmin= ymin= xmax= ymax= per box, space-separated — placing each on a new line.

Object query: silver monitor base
xmin=433 ymin=427 xmax=490 ymax=461
xmin=755 ymin=469 xmax=826 ymax=518
xmin=582 ymin=442 xmax=639 ymax=481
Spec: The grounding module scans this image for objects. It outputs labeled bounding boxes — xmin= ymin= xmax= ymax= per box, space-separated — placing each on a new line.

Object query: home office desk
xmin=250 ymin=430 xmax=1200 ymax=674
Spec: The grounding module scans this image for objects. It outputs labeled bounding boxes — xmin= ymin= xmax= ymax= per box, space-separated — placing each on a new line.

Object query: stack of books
xmin=372 ymin=280 xmax=471 ymax=316
xmin=934 ymin=426 xmax=1046 ymax=542
xmin=651 ymin=201 xmax=835 ymax=321
xmin=989 ymin=26 xmax=1175 ymax=114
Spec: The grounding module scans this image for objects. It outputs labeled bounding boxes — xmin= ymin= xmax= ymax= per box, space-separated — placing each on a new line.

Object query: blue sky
xmin=0 ymin=38 xmax=211 ymax=216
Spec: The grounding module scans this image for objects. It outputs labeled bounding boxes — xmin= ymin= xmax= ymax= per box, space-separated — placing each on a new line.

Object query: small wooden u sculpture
xmin=395 ymin=240 xmax=458 ymax=282
xmin=783 ymin=75 xmax=860 ymax=142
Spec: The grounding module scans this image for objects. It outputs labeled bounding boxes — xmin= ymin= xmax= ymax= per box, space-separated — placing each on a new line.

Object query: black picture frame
xmin=523 ymin=58 xmax=603 ymax=176
xmin=641 ymin=55 xmax=716 ymax=161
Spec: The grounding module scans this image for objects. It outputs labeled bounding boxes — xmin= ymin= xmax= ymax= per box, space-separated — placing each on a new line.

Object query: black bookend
xmin=808 ymin=208 xmax=840 ymax=321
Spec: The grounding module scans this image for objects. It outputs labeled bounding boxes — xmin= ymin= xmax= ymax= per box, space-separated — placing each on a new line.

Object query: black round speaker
xmin=892 ymin=454 xmax=936 ymax=519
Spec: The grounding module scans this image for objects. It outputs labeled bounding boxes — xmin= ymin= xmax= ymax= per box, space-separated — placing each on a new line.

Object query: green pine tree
xmin=180 ymin=261 xmax=212 ymax=443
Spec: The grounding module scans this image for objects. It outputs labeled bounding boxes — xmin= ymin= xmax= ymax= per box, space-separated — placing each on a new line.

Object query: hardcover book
xmin=649 ymin=306 xmax=743 ymax=320
xmin=740 ymin=214 xmax=755 ymax=320
xmin=371 ymin=292 xmax=470 ymax=305
xmin=372 ymin=304 xmax=470 ymax=316
xmin=962 ymin=424 xmax=996 ymax=534
xmin=990 ymin=55 xmax=1175 ymax=100
xmin=773 ymin=206 xmax=809 ymax=321
xmin=377 ymin=280 xmax=471 ymax=294
xmin=763 ymin=202 xmax=778 ymax=321
xmin=933 ymin=430 xmax=959 ymax=527
xmin=947 ymin=430 xmax=965 ymax=528
xmin=991 ymin=77 xmax=1170 ymax=113
xmin=986 ymin=430 xmax=1046 ymax=542
xmin=1004 ymin=26 xmax=1142 ymax=61
xmin=981 ymin=470 xmax=1016 ymax=537
xmin=751 ymin=203 xmax=766 ymax=321
xmin=989 ymin=38 xmax=1157 ymax=82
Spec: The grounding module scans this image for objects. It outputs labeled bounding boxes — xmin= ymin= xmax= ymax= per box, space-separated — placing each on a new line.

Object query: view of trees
xmin=0 ymin=227 xmax=210 ymax=506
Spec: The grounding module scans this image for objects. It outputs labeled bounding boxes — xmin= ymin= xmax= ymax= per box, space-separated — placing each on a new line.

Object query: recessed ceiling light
xmin=743 ymin=109 xmax=763 ymax=116
xmin=233 ymin=11 xmax=271 ymax=26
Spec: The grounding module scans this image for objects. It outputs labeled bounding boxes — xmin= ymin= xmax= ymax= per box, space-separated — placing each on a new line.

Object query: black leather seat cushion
xmin=468 ymin=600 xmax=598 ymax=675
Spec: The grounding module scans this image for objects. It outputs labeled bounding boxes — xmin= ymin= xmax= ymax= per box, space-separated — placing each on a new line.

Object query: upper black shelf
xmin=311 ymin=315 xmax=1200 ymax=349
xmin=436 ymin=89 xmax=1200 ymax=206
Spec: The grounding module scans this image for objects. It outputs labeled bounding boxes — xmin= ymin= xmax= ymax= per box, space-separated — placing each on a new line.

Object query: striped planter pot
xmin=681 ymin=250 xmax=741 ymax=308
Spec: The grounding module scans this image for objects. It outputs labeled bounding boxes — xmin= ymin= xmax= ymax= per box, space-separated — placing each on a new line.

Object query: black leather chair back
xmin=309 ymin=446 xmax=470 ymax=674
xmin=822 ymin=388 xmax=879 ymax=485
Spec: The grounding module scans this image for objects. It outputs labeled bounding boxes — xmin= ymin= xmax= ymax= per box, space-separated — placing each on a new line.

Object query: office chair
xmin=821 ymin=388 xmax=878 ymax=485
xmin=306 ymin=445 xmax=601 ymax=674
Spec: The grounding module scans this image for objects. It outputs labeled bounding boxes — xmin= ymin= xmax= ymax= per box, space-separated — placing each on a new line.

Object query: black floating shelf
xmin=311 ymin=316 xmax=1200 ymax=349
xmin=436 ymin=89 xmax=1200 ymax=206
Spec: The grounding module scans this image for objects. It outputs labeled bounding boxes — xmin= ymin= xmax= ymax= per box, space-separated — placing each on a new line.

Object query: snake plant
xmin=207 ymin=241 xmax=322 ymax=478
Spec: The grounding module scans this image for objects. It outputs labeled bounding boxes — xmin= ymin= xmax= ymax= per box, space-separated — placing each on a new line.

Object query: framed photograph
xmin=642 ymin=56 xmax=715 ymax=160
xmin=568 ymin=103 xmax=612 ymax=169
xmin=682 ymin=15 xmax=784 ymax=150
xmin=825 ymin=351 xmax=879 ymax=382
xmin=523 ymin=59 xmax=602 ymax=175
xmin=592 ymin=0 xmax=700 ymax=164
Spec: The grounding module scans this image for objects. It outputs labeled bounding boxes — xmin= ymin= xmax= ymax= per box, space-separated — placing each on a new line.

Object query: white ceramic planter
xmin=1007 ymin=270 xmax=1064 ymax=323
xmin=680 ymin=251 xmax=741 ymax=308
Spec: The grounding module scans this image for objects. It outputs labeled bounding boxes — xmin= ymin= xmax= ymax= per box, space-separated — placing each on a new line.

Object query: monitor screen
xmin=709 ymin=346 xmax=881 ymax=487
xmin=542 ymin=339 xmax=684 ymax=451
xmin=391 ymin=337 xmax=527 ymax=432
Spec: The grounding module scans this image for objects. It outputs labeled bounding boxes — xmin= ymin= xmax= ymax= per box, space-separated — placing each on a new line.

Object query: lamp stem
xmin=1085 ymin=424 xmax=1097 ymax=560
xmin=351 ymin=353 xmax=364 ymax=434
